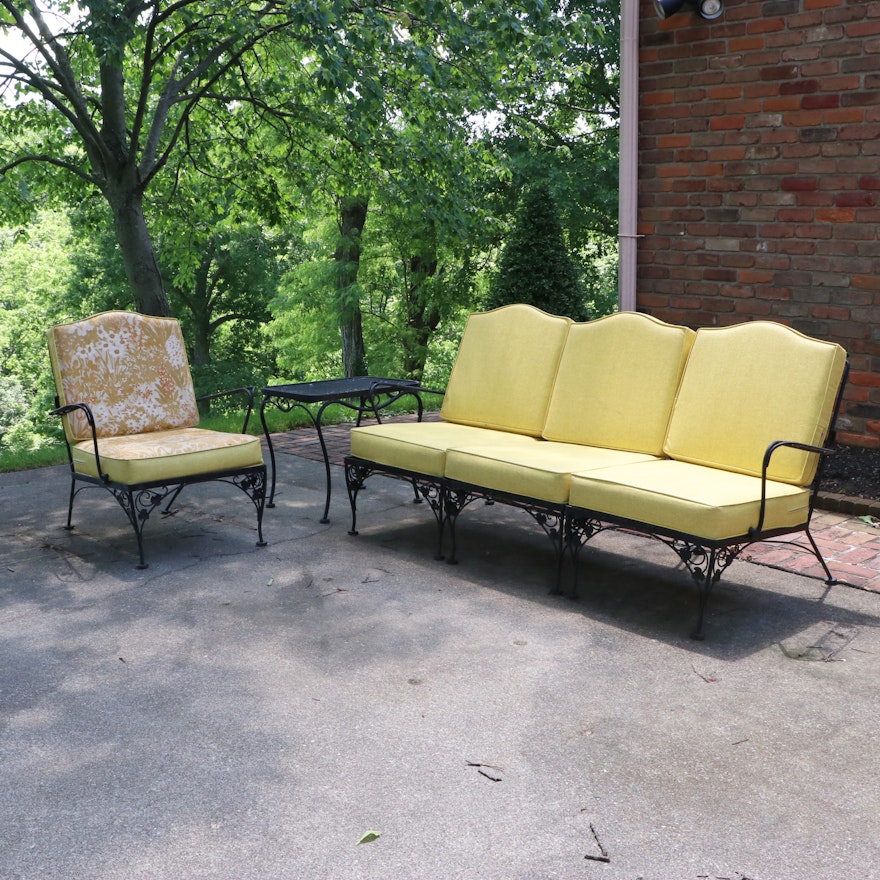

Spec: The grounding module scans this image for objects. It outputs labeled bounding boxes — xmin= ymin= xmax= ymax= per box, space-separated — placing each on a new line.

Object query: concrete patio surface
xmin=2 ymin=450 xmax=880 ymax=880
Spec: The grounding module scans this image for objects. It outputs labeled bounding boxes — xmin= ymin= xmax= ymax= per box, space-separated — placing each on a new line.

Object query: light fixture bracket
xmin=654 ymin=0 xmax=724 ymax=20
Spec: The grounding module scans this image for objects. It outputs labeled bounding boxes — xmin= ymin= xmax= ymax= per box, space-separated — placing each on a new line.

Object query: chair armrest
xmin=197 ymin=386 xmax=256 ymax=434
xmin=49 ymin=401 xmax=110 ymax=481
xmin=748 ymin=439 xmax=835 ymax=537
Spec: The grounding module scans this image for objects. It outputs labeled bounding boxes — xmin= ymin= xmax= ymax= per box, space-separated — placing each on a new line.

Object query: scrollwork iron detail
xmin=668 ymin=540 xmax=744 ymax=639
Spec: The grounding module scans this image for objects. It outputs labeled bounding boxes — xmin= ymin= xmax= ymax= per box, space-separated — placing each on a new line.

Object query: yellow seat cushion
xmin=445 ymin=442 xmax=659 ymax=505
xmin=439 ymin=304 xmax=572 ymax=437
xmin=543 ymin=313 xmax=695 ymax=455
xmin=350 ymin=422 xmax=540 ymax=478
xmin=48 ymin=311 xmax=199 ymax=442
xmin=664 ymin=322 xmax=847 ymax=486
xmin=569 ymin=459 xmax=811 ymax=542
xmin=72 ymin=428 xmax=264 ymax=485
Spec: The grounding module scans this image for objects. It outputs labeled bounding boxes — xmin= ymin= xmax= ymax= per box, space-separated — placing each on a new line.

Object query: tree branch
xmin=0 ymin=151 xmax=97 ymax=185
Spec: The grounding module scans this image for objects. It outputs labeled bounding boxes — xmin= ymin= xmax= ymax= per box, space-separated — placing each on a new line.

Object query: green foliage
xmin=0 ymin=0 xmax=624 ymax=468
xmin=0 ymin=382 xmax=28 ymax=442
xmin=0 ymin=442 xmax=67 ymax=474
xmin=488 ymin=184 xmax=589 ymax=320
xmin=0 ymin=212 xmax=78 ymax=448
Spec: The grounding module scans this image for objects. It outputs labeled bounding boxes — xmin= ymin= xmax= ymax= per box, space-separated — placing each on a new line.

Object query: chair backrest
xmin=664 ymin=321 xmax=848 ymax=486
xmin=48 ymin=311 xmax=200 ymax=442
xmin=542 ymin=312 xmax=696 ymax=455
xmin=440 ymin=304 xmax=572 ymax=437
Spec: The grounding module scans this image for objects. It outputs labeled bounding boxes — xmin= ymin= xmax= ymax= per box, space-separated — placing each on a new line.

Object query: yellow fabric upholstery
xmin=445 ymin=442 xmax=660 ymax=505
xmin=569 ymin=459 xmax=811 ymax=541
xmin=543 ymin=312 xmax=695 ymax=454
xmin=71 ymin=428 xmax=264 ymax=484
xmin=664 ymin=322 xmax=847 ymax=486
xmin=48 ymin=311 xmax=200 ymax=442
xmin=351 ymin=422 xmax=541 ymax=478
xmin=439 ymin=304 xmax=572 ymax=437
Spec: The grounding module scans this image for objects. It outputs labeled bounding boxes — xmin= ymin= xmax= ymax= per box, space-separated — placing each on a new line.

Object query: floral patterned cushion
xmin=48 ymin=311 xmax=200 ymax=442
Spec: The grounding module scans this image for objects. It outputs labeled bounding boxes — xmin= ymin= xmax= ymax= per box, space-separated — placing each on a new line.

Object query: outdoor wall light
xmin=654 ymin=0 xmax=723 ymax=20
xmin=698 ymin=0 xmax=724 ymax=19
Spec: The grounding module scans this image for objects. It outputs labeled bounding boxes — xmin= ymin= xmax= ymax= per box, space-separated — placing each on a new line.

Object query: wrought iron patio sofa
xmin=47 ymin=310 xmax=267 ymax=568
xmin=344 ymin=304 xmax=849 ymax=638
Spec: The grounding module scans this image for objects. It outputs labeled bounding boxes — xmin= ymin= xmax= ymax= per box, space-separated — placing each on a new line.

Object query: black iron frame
xmin=443 ymin=479 xmax=568 ymax=588
xmin=345 ymin=457 xmax=445 ymax=558
xmin=51 ymin=386 xmax=267 ymax=569
xmin=261 ymin=377 xmax=425 ymax=523
xmin=564 ymin=507 xmax=830 ymax=641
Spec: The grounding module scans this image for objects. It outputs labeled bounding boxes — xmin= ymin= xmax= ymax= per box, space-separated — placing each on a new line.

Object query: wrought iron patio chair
xmin=47 ymin=310 xmax=267 ymax=567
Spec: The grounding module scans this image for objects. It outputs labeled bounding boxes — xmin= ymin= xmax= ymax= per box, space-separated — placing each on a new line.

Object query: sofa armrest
xmin=365 ymin=380 xmax=445 ymax=423
xmin=749 ymin=439 xmax=835 ymax=537
xmin=50 ymin=401 xmax=111 ymax=482
xmin=197 ymin=386 xmax=257 ymax=434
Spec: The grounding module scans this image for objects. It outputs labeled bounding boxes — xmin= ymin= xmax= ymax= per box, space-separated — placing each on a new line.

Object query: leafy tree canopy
xmin=0 ymin=0 xmax=600 ymax=316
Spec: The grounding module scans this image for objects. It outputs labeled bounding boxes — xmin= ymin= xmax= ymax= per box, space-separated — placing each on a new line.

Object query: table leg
xmin=259 ymin=397 xmax=278 ymax=508
xmin=313 ymin=401 xmax=337 ymax=524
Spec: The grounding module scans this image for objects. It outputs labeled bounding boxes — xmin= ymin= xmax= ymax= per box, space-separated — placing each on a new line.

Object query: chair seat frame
xmin=51 ymin=387 xmax=267 ymax=568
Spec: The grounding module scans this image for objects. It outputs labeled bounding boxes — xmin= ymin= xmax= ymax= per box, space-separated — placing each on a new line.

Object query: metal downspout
xmin=618 ymin=0 xmax=639 ymax=312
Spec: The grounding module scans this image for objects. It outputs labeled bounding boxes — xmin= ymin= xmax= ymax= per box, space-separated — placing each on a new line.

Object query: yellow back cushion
xmin=543 ymin=312 xmax=695 ymax=454
xmin=440 ymin=304 xmax=572 ymax=436
xmin=48 ymin=311 xmax=200 ymax=442
xmin=664 ymin=322 xmax=847 ymax=486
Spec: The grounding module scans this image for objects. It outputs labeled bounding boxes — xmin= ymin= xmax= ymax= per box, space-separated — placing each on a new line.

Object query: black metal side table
xmin=260 ymin=377 xmax=424 ymax=523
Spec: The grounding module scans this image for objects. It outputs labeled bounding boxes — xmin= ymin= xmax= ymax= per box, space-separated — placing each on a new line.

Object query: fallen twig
xmin=691 ymin=662 xmax=719 ymax=683
xmin=466 ymin=761 xmax=503 ymax=782
xmin=584 ymin=823 xmax=610 ymax=863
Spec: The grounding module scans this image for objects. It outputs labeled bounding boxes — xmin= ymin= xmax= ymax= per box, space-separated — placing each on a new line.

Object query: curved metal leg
xmin=259 ymin=397 xmax=278 ymax=508
xmin=345 ymin=460 xmax=368 ymax=536
xmin=111 ymin=486 xmax=167 ymax=569
xmin=313 ymin=401 xmax=334 ymax=524
xmin=671 ymin=542 xmax=742 ymax=640
xmin=163 ymin=484 xmax=184 ymax=514
xmin=232 ymin=468 xmax=267 ymax=547
xmin=805 ymin=527 xmax=837 ymax=585
xmin=64 ymin=476 xmax=76 ymax=531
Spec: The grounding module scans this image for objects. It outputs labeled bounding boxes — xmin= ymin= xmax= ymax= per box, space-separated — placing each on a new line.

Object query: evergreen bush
xmin=488 ymin=183 xmax=589 ymax=321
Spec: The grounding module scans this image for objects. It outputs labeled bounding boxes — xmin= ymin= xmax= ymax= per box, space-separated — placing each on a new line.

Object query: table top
xmin=262 ymin=376 xmax=421 ymax=404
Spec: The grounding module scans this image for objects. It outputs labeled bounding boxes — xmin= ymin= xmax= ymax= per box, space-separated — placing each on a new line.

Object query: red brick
xmin=710 ymin=116 xmax=746 ymax=131
xmin=836 ymin=192 xmax=876 ymax=208
xmin=825 ymin=108 xmax=870 ymax=125
xmin=815 ymin=208 xmax=856 ymax=223
xmin=780 ymin=80 xmax=821 ymax=98
xmin=847 ymin=20 xmax=880 ymax=38
xmin=781 ymin=177 xmax=820 ymax=191
xmin=851 ymin=275 xmax=880 ymax=291
xmin=802 ymin=93 xmax=840 ymax=110
xmin=836 ymin=432 xmax=880 ymax=448
xmin=637 ymin=1 xmax=880 ymax=446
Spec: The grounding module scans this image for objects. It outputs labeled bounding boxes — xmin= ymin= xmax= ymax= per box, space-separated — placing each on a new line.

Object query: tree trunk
xmin=108 ymin=188 xmax=171 ymax=317
xmin=334 ymin=196 xmax=369 ymax=377
xmin=187 ymin=249 xmax=215 ymax=368
xmin=402 ymin=252 xmax=441 ymax=381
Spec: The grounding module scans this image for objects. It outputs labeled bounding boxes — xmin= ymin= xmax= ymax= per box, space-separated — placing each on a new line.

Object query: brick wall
xmin=637 ymin=0 xmax=880 ymax=446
